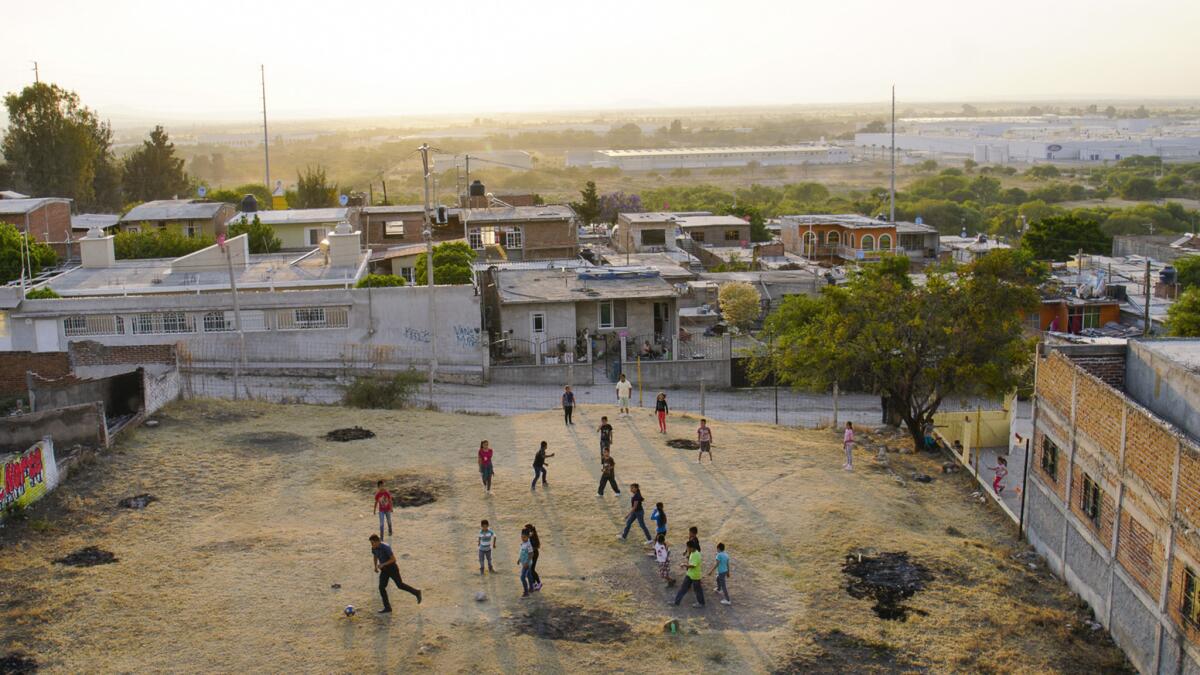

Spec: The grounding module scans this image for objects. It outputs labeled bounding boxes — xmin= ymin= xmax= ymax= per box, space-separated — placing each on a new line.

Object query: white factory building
xmin=566 ymin=145 xmax=850 ymax=170
xmin=854 ymin=115 xmax=1200 ymax=164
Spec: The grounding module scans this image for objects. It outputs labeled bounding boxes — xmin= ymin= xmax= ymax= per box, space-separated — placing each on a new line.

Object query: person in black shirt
xmin=531 ymin=441 xmax=555 ymax=491
xmin=619 ymin=483 xmax=653 ymax=544
xmin=687 ymin=525 xmax=701 ymax=553
xmin=654 ymin=393 xmax=669 ymax=434
xmin=561 ymin=386 xmax=575 ymax=426
xmin=597 ymin=416 xmax=613 ymax=456
xmin=598 ymin=449 xmax=620 ymax=496
xmin=370 ymin=535 xmax=421 ymax=613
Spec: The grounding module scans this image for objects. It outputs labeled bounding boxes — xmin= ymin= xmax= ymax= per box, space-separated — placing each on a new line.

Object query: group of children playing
xmin=648 ymin=509 xmax=733 ymax=606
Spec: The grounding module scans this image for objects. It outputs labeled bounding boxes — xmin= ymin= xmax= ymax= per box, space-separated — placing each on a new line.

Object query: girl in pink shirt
xmin=843 ymin=422 xmax=855 ymax=471
xmin=478 ymin=440 xmax=494 ymax=493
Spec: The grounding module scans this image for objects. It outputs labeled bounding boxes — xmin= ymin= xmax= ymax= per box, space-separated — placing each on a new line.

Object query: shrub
xmin=114 ymin=228 xmax=214 ymax=259
xmin=226 ymin=215 xmax=281 ymax=254
xmin=24 ymin=287 xmax=61 ymax=299
xmin=718 ymin=281 xmax=762 ymax=330
xmin=356 ymin=274 xmax=406 ymax=288
xmin=343 ymin=371 xmax=424 ymax=409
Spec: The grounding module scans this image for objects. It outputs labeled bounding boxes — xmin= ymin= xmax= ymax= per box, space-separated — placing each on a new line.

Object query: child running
xmin=531 ymin=441 xmax=555 ymax=491
xmin=524 ymin=524 xmax=543 ymax=591
xmin=697 ymin=419 xmax=713 ymax=463
xmin=477 ymin=519 xmax=497 ymax=575
xmin=650 ymin=502 xmax=668 ymax=545
xmin=990 ymin=456 xmax=1009 ymax=494
xmin=598 ymin=449 xmax=620 ymax=496
xmin=373 ymin=480 xmax=393 ymax=539
xmin=655 ymin=393 xmax=669 ymax=434
xmin=478 ymin=440 xmax=494 ymax=493
xmin=654 ymin=533 xmax=676 ymax=587
xmin=518 ymin=529 xmax=533 ymax=598
xmin=706 ymin=542 xmax=732 ymax=605
xmin=672 ymin=540 xmax=705 ymax=608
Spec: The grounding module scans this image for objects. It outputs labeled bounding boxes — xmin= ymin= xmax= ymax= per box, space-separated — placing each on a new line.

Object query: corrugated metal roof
xmin=226 ymin=208 xmax=349 ymax=226
xmin=361 ymin=205 xmax=427 ymax=215
xmin=496 ymin=267 xmax=675 ymax=304
xmin=72 ymin=213 xmax=121 ymax=230
xmin=0 ymin=197 xmax=71 ymax=215
xmin=0 ymin=190 xmax=30 ymax=199
xmin=122 ymin=200 xmax=227 ymax=222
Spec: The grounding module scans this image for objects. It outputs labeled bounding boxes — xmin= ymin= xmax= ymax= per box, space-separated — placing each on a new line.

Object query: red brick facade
xmin=0 ymin=201 xmax=73 ymax=258
xmin=0 ymin=351 xmax=71 ymax=397
xmin=67 ymin=341 xmax=177 ymax=368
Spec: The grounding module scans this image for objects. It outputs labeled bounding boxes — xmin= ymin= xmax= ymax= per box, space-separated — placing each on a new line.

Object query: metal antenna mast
xmin=889 ymin=85 xmax=896 ymax=223
xmin=261 ymin=65 xmax=271 ymax=196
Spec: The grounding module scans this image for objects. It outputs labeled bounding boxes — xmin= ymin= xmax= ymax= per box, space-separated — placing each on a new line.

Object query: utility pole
xmin=419 ymin=144 xmax=438 ymax=404
xmin=224 ymin=238 xmax=246 ymax=400
xmin=889 ymin=85 xmax=896 ymax=224
xmin=260 ymin=65 xmax=271 ymax=196
xmin=1143 ymin=258 xmax=1152 ymax=336
xmin=31 ymin=61 xmax=39 ymax=84
xmin=464 ymin=155 xmax=471 ymax=206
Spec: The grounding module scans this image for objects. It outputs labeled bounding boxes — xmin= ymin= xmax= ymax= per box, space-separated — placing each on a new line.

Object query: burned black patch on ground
xmin=774 ymin=630 xmax=925 ymax=674
xmin=843 ymin=550 xmax=933 ymax=621
xmin=226 ymin=431 xmax=312 ymax=454
xmin=117 ymin=494 xmax=157 ymax=509
xmin=509 ymin=604 xmax=630 ymax=643
xmin=324 ymin=427 xmax=375 ymax=442
xmin=0 ymin=651 xmax=38 ymax=674
xmin=53 ymin=547 xmax=118 ymax=567
xmin=666 ymin=439 xmax=699 ymax=450
xmin=355 ymin=473 xmax=444 ymax=508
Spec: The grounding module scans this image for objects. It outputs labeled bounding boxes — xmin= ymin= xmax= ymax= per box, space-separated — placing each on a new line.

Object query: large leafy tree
xmin=292 ymin=165 xmax=338 ymax=208
xmin=113 ymin=229 xmax=214 ymax=259
xmin=718 ymin=281 xmax=762 ymax=330
xmin=226 ymin=215 xmax=281 ymax=254
xmin=1021 ymin=214 xmax=1111 ymax=261
xmin=725 ymin=204 xmax=770 ymax=242
xmin=2 ymin=82 xmax=121 ymax=210
xmin=0 ymin=222 xmax=57 ymax=284
xmin=570 ymin=181 xmax=601 ymax=226
xmin=597 ymin=191 xmax=642 ymax=225
xmin=1175 ymin=255 xmax=1200 ymax=290
xmin=415 ymin=241 xmax=475 ymax=285
xmin=759 ymin=254 xmax=1038 ymax=447
xmin=1168 ymin=288 xmax=1200 ymax=337
xmin=121 ymin=126 xmax=190 ymax=202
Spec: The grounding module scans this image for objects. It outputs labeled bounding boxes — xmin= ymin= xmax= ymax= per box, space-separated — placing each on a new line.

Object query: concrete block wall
xmin=144 ymin=367 xmax=181 ymax=415
xmin=1028 ymin=347 xmax=1200 ymax=674
xmin=0 ymin=402 xmax=107 ymax=453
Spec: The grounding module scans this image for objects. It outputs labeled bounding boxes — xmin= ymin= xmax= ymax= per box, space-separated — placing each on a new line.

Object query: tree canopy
xmin=415 ymin=241 xmax=475 ymax=285
xmin=757 ymin=253 xmax=1038 ymax=446
xmin=718 ymin=281 xmax=762 ymax=330
xmin=570 ymin=181 xmax=601 ymax=226
xmin=114 ymin=229 xmax=214 ymax=259
xmin=0 ymin=222 xmax=57 ymax=285
xmin=122 ymin=126 xmax=190 ymax=202
xmin=292 ymin=165 xmax=338 ymax=208
xmin=1021 ymin=214 xmax=1112 ymax=261
xmin=356 ymin=274 xmax=407 ymax=288
xmin=1175 ymin=255 xmax=1200 ymax=290
xmin=1 ymin=82 xmax=121 ymax=210
xmin=226 ymin=215 xmax=281 ymax=254
xmin=1167 ymin=288 xmax=1200 ymax=337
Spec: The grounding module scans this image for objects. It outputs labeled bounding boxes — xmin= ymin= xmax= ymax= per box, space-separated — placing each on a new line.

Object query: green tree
xmin=122 ymin=126 xmax=190 ymax=202
xmin=1175 ymin=256 xmax=1200 ymax=290
xmin=356 ymin=273 xmax=407 ymax=288
xmin=1025 ymin=165 xmax=1061 ymax=180
xmin=758 ymin=254 xmax=1037 ymax=447
xmin=1 ymin=82 xmax=121 ymax=210
xmin=1021 ymin=214 xmax=1110 ymax=261
xmin=1118 ymin=176 xmax=1158 ymax=201
xmin=415 ymin=241 xmax=475 ymax=285
xmin=1168 ymin=288 xmax=1200 ymax=337
xmin=718 ymin=281 xmax=762 ymax=330
xmin=24 ymin=286 xmax=60 ymax=299
xmin=862 ymin=120 xmax=887 ymax=133
xmin=725 ymin=205 xmax=770 ymax=242
xmin=292 ymin=165 xmax=338 ymax=208
xmin=963 ymin=158 xmax=978 ymax=173
xmin=570 ymin=181 xmax=601 ymax=226
xmin=0 ymin=222 xmax=57 ymax=284
xmin=113 ymin=229 xmax=214 ymax=259
xmin=226 ymin=215 xmax=281 ymax=254
xmin=915 ymin=159 xmax=939 ymax=173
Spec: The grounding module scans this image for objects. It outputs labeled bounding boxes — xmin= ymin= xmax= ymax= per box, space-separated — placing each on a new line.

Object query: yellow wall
xmin=933 ymin=403 xmax=1012 ymax=466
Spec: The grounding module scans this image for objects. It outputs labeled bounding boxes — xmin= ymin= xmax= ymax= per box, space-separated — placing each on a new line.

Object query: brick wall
xmin=1037 ymin=352 xmax=1074 ymax=418
xmin=1117 ymin=508 xmax=1162 ymax=595
xmin=1177 ymin=448 xmax=1200 ymax=529
xmin=1075 ymin=374 xmax=1123 ymax=458
xmin=0 ymin=351 xmax=71 ymax=397
xmin=68 ymin=341 xmax=176 ymax=368
xmin=1070 ymin=463 xmax=1116 ymax=546
xmin=1072 ymin=354 xmax=1126 ymax=389
xmin=1034 ymin=429 xmax=1069 ymax=501
xmin=1126 ymin=408 xmax=1178 ymax=503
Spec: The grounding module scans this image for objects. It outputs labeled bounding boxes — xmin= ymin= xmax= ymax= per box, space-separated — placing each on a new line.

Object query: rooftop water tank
xmin=240 ymin=194 xmax=259 ymax=213
xmin=469 ymin=180 xmax=486 ymax=197
xmin=1160 ymin=266 xmax=1177 ymax=285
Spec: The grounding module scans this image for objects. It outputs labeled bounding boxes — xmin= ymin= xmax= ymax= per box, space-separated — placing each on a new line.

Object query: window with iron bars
xmin=203 ymin=311 xmax=232 ymax=332
xmin=64 ymin=314 xmax=124 ymax=337
xmin=1184 ymin=567 xmax=1200 ymax=627
xmin=1081 ymin=473 xmax=1102 ymax=527
xmin=1041 ymin=437 xmax=1059 ymax=481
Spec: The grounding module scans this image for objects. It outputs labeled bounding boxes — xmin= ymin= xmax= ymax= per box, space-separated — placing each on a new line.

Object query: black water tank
xmin=1161 ymin=265 xmax=1177 ymax=285
xmin=240 ymin=194 xmax=259 ymax=213
xmin=1107 ymin=284 xmax=1127 ymax=301
xmin=469 ymin=180 xmax=486 ymax=197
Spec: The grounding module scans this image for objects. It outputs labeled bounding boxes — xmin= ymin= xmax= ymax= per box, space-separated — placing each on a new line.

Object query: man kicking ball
xmin=370 ymin=534 xmax=421 ymax=613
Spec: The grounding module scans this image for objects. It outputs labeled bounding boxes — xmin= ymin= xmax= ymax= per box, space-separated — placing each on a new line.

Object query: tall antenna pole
xmin=419 ymin=144 xmax=438 ymax=404
xmin=31 ymin=61 xmax=39 ymax=84
xmin=889 ymin=84 xmax=896 ymax=223
xmin=261 ymin=65 xmax=271 ymax=197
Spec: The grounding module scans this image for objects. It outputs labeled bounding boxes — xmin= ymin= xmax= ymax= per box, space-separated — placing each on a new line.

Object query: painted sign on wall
xmin=1 ymin=439 xmax=59 ymax=513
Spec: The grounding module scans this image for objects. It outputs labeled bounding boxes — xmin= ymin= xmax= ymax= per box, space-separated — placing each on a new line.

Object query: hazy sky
xmin=4 ymin=0 xmax=1199 ymax=123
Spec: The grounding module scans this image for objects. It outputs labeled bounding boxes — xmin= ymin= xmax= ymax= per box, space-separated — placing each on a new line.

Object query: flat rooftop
xmin=1138 ymin=340 xmax=1200 ymax=373
xmin=600 ymin=145 xmax=840 ymax=157
xmin=40 ymin=251 xmax=366 ymax=297
xmin=463 ymin=205 xmax=574 ymax=223
xmin=226 ymin=208 xmax=349 ymax=226
xmin=0 ymin=197 xmax=70 ymax=215
xmin=782 ymin=214 xmax=905 ymax=230
xmin=673 ymin=215 xmax=750 ymax=229
xmin=496 ymin=267 xmax=677 ymax=304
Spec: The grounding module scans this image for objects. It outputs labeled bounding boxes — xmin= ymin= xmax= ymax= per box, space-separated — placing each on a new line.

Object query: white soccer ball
xmin=344 ymin=605 xmax=356 ymax=617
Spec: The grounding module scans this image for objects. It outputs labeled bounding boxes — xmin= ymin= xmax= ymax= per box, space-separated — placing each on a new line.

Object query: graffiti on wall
xmin=403 ymin=327 xmax=432 ymax=344
xmin=454 ymin=325 xmax=480 ymax=349
xmin=1 ymin=439 xmax=59 ymax=512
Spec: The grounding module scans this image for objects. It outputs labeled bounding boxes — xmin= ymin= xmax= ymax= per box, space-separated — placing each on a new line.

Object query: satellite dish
xmin=339 ymin=194 xmax=349 ymax=206
xmin=914 ymin=216 xmax=923 ymax=225
xmin=197 ymin=186 xmax=207 ymax=198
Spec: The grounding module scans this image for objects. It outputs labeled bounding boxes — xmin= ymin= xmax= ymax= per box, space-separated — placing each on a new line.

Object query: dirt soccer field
xmin=1 ymin=399 xmax=1130 ymax=674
